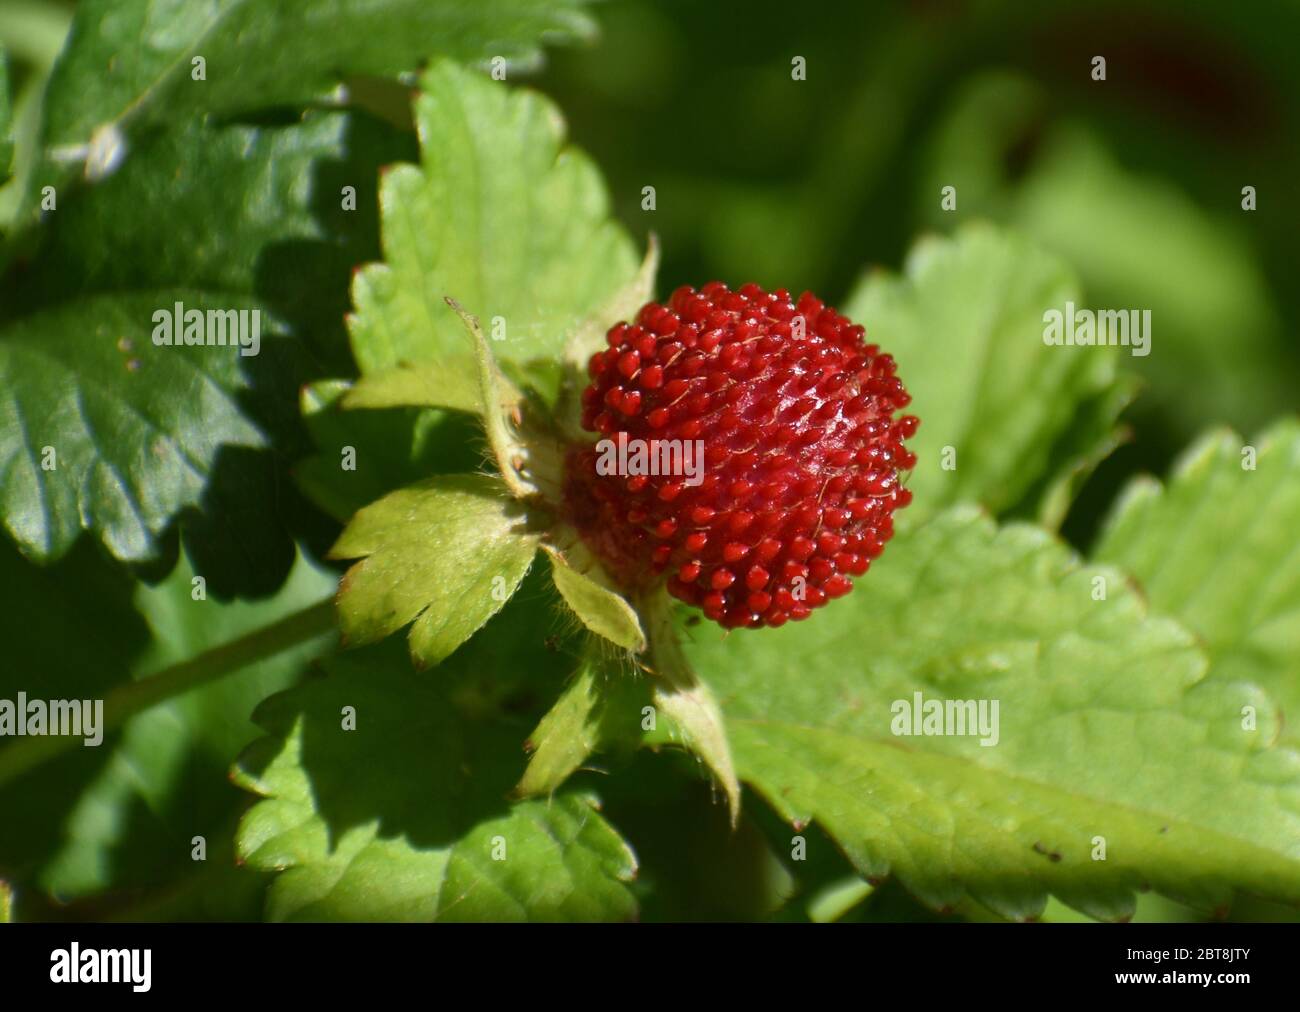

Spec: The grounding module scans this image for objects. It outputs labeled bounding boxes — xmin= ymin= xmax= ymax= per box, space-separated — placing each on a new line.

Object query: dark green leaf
xmin=27 ymin=0 xmax=596 ymax=207
xmin=0 ymin=112 xmax=406 ymax=563
xmin=0 ymin=539 xmax=333 ymax=914
xmin=295 ymin=380 xmax=485 ymax=524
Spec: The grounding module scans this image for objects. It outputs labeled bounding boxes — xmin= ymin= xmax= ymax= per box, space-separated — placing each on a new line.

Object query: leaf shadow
xmin=0 ymin=537 xmax=150 ymax=894
xmin=174 ymin=110 xmax=419 ymax=598
xmin=241 ymin=566 xmax=583 ymax=855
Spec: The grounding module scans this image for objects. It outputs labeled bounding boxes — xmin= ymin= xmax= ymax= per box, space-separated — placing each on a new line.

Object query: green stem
xmin=0 ymin=1 xmax=74 ymax=67
xmin=637 ymin=586 xmax=742 ymax=825
xmin=638 ymin=585 xmax=695 ymax=690
xmin=0 ymin=599 xmax=337 ymax=789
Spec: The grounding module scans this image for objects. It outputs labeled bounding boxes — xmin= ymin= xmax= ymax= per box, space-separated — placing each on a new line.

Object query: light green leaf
xmin=450 ymin=301 xmax=567 ymax=503
xmin=842 ymin=224 xmax=1124 ymax=525
xmin=1095 ymin=419 xmax=1300 ymax=747
xmin=342 ymin=357 xmax=481 ymax=415
xmin=234 ymin=643 xmax=638 ymax=921
xmin=329 ymin=474 xmax=539 ymax=668
xmin=517 ymin=642 xmax=647 ymax=797
xmin=348 ymin=60 xmax=638 ymax=382
xmin=300 ymin=378 xmax=352 ymax=420
xmin=518 ymin=660 xmax=606 ymax=798
xmin=544 ymin=543 xmax=645 ymax=652
xmin=562 ymin=233 xmax=659 ymax=377
xmin=651 ymin=677 xmax=741 ymax=828
xmin=687 ymin=507 xmax=1300 ymax=919
xmin=1015 ymin=374 xmax=1139 ymax=531
xmin=0 ymin=879 xmax=11 ymax=922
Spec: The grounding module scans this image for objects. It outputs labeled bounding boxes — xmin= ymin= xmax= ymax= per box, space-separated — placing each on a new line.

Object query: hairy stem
xmin=638 ymin=586 xmax=742 ymax=824
xmin=0 ymin=599 xmax=337 ymax=789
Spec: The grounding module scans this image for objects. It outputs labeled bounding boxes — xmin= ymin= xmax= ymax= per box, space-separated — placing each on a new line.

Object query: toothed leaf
xmin=517 ymin=645 xmax=647 ymax=797
xmin=347 ymin=60 xmax=637 ymax=387
xmin=1096 ymin=419 xmax=1300 ymax=748
xmin=234 ymin=645 xmax=638 ymax=921
xmin=330 ymin=474 xmax=538 ymax=668
xmin=842 ymin=225 xmax=1125 ymax=525
xmin=688 ymin=507 xmax=1300 ymax=919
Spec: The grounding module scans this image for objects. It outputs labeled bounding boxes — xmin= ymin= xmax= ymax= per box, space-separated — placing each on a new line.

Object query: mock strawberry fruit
xmin=563 ymin=281 xmax=917 ymax=629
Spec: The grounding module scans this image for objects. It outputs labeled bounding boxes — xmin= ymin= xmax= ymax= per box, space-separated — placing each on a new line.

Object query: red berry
xmin=562 ymin=282 xmax=917 ymax=629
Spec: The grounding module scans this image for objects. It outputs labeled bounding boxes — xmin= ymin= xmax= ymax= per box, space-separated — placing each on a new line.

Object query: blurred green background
xmin=527 ymin=0 xmax=1300 ymax=557
xmin=1 ymin=0 xmax=1296 ymax=923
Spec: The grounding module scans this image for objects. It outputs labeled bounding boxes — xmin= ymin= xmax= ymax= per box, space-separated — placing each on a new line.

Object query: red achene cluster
xmin=563 ymin=281 xmax=917 ymax=629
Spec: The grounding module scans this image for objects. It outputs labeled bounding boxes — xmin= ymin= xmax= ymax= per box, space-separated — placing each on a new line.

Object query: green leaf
xmin=686 ymin=507 xmax=1300 ymax=919
xmin=561 ymin=233 xmax=659 ymax=375
xmin=0 ymin=291 xmax=265 ymax=561
xmin=0 ymin=111 xmax=407 ymax=562
xmin=441 ymin=301 xmax=567 ymax=503
xmin=1095 ymin=419 xmax=1300 ymax=748
xmin=0 ymin=879 xmax=10 ymax=922
xmin=0 ymin=538 xmax=146 ymax=901
xmin=651 ymin=676 xmax=741 ymax=828
xmin=518 ymin=660 xmax=607 ymax=798
xmin=7 ymin=111 xmax=411 ymax=369
xmin=842 ymin=224 xmax=1124 ymax=525
xmin=1013 ymin=374 xmax=1139 ymax=531
xmin=27 ymin=0 xmax=596 ymax=202
xmin=329 ymin=474 xmax=540 ymax=668
xmin=342 ymin=358 xmax=481 ymax=415
xmin=544 ymin=543 xmax=645 ymax=652
xmin=234 ymin=643 xmax=638 ymax=921
xmin=517 ymin=642 xmax=647 ymax=797
xmin=348 ymin=60 xmax=638 ymax=382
